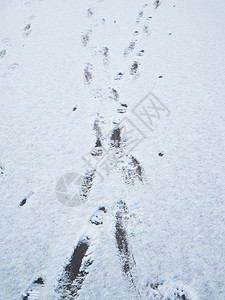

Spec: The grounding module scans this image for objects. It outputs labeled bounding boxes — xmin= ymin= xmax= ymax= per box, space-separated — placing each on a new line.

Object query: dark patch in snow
xmin=91 ymin=138 xmax=103 ymax=156
xmin=0 ymin=165 xmax=5 ymax=175
xmin=24 ymin=24 xmax=31 ymax=31
xmin=130 ymin=61 xmax=139 ymax=75
xmin=20 ymin=198 xmax=27 ymax=206
xmin=110 ymin=127 xmax=121 ymax=148
xmin=154 ymin=0 xmax=160 ymax=9
xmin=121 ymin=103 xmax=128 ymax=108
xmin=102 ymin=46 xmax=109 ymax=58
xmin=115 ymin=72 xmax=124 ymax=80
xmin=92 ymin=119 xmax=104 ymax=156
xmin=158 ymin=152 xmax=164 ymax=157
xmin=56 ymin=238 xmax=93 ymax=299
xmin=137 ymin=49 xmax=145 ymax=56
xmin=147 ymin=281 xmax=164 ymax=290
xmin=33 ymin=277 xmax=44 ymax=285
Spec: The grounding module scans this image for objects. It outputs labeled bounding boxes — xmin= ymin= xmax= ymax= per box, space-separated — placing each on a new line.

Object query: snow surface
xmin=0 ymin=0 xmax=225 ymax=299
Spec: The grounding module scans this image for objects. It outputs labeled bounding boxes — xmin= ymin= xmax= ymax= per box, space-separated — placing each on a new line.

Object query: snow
xmin=0 ymin=0 xmax=225 ymax=299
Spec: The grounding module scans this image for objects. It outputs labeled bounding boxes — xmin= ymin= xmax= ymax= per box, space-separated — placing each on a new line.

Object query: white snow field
xmin=0 ymin=0 xmax=225 ymax=299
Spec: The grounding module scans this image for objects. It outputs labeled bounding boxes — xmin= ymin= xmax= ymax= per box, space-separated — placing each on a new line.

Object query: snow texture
xmin=0 ymin=0 xmax=225 ymax=299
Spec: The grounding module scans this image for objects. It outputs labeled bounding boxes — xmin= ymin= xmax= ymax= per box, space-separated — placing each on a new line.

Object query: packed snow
xmin=0 ymin=0 xmax=225 ymax=299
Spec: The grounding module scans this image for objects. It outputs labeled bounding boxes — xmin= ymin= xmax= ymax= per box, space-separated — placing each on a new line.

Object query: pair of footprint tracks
xmin=55 ymin=200 xmax=191 ymax=299
xmin=1 ymin=11 xmax=36 ymax=78
xmin=56 ymin=201 xmax=140 ymax=299
xmin=79 ymin=2 xmax=161 ymax=200
xmin=82 ymin=1 xmax=162 ymax=103
xmin=21 ymin=200 xmax=191 ymax=299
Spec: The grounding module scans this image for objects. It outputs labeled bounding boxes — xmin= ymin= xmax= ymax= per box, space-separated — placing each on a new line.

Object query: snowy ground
xmin=0 ymin=0 xmax=225 ymax=299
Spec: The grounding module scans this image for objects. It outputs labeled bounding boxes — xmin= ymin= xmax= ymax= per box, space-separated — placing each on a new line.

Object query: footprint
xmin=89 ymin=206 xmax=107 ymax=225
xmin=21 ymin=277 xmax=44 ymax=300
xmin=130 ymin=60 xmax=140 ymax=76
xmin=122 ymin=155 xmax=144 ymax=185
xmin=124 ymin=40 xmax=136 ymax=56
xmin=2 ymin=38 xmax=11 ymax=47
xmin=8 ymin=63 xmax=19 ymax=71
xmin=136 ymin=49 xmax=145 ymax=56
xmin=0 ymin=165 xmax=5 ymax=175
xmin=19 ymin=191 xmax=34 ymax=207
xmin=84 ymin=63 xmax=93 ymax=84
xmin=79 ymin=169 xmax=96 ymax=202
xmin=115 ymin=200 xmax=141 ymax=298
xmin=2 ymin=72 xmax=11 ymax=78
xmin=101 ymin=46 xmax=109 ymax=65
xmin=109 ymin=88 xmax=119 ymax=101
xmin=114 ymin=72 xmax=124 ymax=81
xmin=136 ymin=10 xmax=144 ymax=23
xmin=87 ymin=8 xmax=93 ymax=17
xmin=24 ymin=15 xmax=36 ymax=23
xmin=3 ymin=63 xmax=19 ymax=78
xmin=117 ymin=107 xmax=126 ymax=114
xmin=56 ymin=237 xmax=93 ymax=300
xmin=24 ymin=23 xmax=31 ymax=31
xmin=154 ymin=0 xmax=161 ymax=9
xmin=81 ymin=30 xmax=92 ymax=47
xmin=146 ymin=282 xmax=192 ymax=300
xmin=0 ymin=49 xmax=6 ymax=58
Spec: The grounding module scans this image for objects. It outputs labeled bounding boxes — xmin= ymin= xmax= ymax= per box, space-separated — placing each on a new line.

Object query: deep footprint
xmin=56 ymin=238 xmax=93 ymax=299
